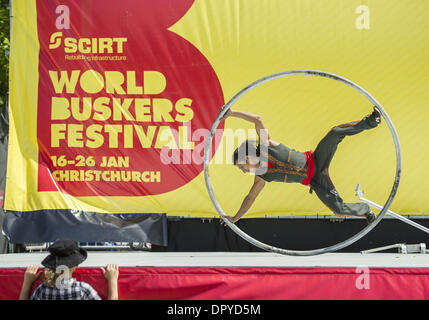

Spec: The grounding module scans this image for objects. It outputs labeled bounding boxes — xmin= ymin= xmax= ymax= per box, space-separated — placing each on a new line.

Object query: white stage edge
xmin=1 ymin=252 xmax=429 ymax=269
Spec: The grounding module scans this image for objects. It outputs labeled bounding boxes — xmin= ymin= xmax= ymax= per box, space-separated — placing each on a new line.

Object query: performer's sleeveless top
xmin=258 ymin=143 xmax=315 ymax=185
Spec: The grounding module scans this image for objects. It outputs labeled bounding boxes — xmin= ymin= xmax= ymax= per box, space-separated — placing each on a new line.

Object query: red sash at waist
xmin=300 ymin=151 xmax=315 ymax=186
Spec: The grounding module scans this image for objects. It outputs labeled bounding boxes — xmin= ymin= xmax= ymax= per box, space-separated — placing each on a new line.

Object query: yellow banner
xmin=6 ymin=0 xmax=429 ymax=217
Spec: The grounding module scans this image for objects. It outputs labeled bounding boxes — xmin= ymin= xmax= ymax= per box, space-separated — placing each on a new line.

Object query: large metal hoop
xmin=203 ymin=69 xmax=402 ymax=256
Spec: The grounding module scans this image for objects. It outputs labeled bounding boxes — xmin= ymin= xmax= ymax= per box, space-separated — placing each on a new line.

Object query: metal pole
xmin=361 ymin=243 xmax=404 ymax=254
xmin=356 ymin=184 xmax=429 ymax=234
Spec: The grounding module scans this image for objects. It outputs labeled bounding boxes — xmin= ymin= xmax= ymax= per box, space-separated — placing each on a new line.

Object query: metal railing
xmin=22 ymin=242 xmax=151 ymax=253
xmin=356 ymin=184 xmax=429 ymax=234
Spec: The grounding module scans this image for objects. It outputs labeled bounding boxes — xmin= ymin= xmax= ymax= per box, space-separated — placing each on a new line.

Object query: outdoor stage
xmin=1 ymin=252 xmax=429 ymax=300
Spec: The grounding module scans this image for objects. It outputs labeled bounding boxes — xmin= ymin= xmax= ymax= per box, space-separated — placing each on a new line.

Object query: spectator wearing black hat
xmin=18 ymin=239 xmax=119 ymax=300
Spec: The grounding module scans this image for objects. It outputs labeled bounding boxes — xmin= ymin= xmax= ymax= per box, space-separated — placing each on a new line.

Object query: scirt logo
xmin=49 ymin=32 xmax=128 ymax=55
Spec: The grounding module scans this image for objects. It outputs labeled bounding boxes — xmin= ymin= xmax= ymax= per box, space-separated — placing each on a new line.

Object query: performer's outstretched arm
xmin=221 ymin=109 xmax=274 ymax=146
xmin=221 ymin=176 xmax=266 ymax=225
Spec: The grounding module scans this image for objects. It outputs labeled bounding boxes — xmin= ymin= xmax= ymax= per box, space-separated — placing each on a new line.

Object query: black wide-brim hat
xmin=41 ymin=239 xmax=87 ymax=269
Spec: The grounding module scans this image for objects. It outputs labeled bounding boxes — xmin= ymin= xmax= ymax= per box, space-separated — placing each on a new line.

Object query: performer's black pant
xmin=310 ymin=115 xmax=379 ymax=217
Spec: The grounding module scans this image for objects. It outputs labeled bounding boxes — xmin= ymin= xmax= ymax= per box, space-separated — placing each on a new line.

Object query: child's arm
xmin=19 ymin=265 xmax=41 ymax=300
xmin=101 ymin=264 xmax=119 ymax=300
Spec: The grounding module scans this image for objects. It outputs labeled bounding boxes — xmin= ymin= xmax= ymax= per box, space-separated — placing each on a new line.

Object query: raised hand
xmin=23 ymin=265 xmax=42 ymax=284
xmin=220 ymin=108 xmax=233 ymax=121
xmin=101 ymin=264 xmax=119 ymax=282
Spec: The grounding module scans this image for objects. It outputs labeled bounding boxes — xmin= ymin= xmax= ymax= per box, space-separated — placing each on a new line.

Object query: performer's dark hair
xmin=232 ymin=140 xmax=260 ymax=165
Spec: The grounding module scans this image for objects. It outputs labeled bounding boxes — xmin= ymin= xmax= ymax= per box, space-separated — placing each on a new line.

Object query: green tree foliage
xmin=0 ymin=0 xmax=9 ymax=114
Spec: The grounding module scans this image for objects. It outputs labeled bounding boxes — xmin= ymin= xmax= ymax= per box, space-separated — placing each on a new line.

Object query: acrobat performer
xmin=221 ymin=106 xmax=381 ymax=225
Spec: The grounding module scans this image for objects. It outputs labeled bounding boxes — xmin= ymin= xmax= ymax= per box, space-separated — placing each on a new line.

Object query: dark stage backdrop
xmin=152 ymin=218 xmax=429 ymax=252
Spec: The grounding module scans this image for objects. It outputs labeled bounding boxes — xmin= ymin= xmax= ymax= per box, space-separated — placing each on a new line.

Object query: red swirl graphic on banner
xmin=36 ymin=0 xmax=224 ymax=197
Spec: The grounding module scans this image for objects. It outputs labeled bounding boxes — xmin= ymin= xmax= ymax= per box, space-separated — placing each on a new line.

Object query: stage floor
xmin=1 ymin=251 xmax=429 ymax=268
xmin=2 ymin=252 xmax=429 ymax=299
